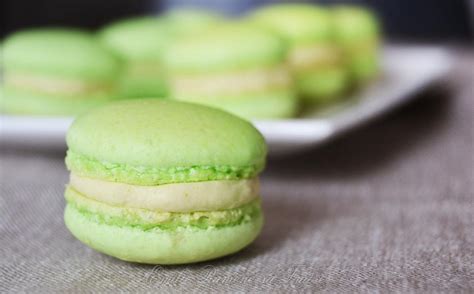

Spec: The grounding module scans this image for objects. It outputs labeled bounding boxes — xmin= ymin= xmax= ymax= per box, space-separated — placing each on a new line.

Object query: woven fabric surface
xmin=1 ymin=49 xmax=473 ymax=293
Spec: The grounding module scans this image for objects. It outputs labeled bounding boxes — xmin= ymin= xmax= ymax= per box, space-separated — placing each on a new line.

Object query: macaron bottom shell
xmin=0 ymin=87 xmax=115 ymax=116
xmin=64 ymin=201 xmax=263 ymax=265
xmin=117 ymin=76 xmax=169 ymax=99
xmin=173 ymin=90 xmax=298 ymax=120
xmin=296 ymin=68 xmax=348 ymax=104
xmin=348 ymin=53 xmax=379 ymax=84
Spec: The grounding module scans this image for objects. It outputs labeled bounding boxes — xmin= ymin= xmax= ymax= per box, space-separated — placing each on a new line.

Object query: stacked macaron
xmin=99 ymin=17 xmax=171 ymax=98
xmin=162 ymin=23 xmax=298 ymax=119
xmin=333 ymin=6 xmax=381 ymax=84
xmin=64 ymin=99 xmax=266 ymax=264
xmin=1 ymin=29 xmax=121 ymax=115
xmin=251 ymin=4 xmax=348 ymax=104
xmin=2 ymin=5 xmax=381 ymax=118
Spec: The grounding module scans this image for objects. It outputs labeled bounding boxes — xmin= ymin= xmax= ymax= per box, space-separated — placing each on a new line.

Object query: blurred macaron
xmin=164 ymin=8 xmax=224 ymax=36
xmin=162 ymin=23 xmax=298 ymax=119
xmin=99 ymin=17 xmax=170 ymax=98
xmin=251 ymin=4 xmax=348 ymax=104
xmin=332 ymin=5 xmax=381 ymax=84
xmin=1 ymin=28 xmax=122 ymax=115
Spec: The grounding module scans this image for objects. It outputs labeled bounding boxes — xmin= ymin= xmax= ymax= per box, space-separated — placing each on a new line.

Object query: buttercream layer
xmin=343 ymin=39 xmax=379 ymax=54
xmin=66 ymin=150 xmax=262 ymax=186
xmin=70 ymin=173 xmax=258 ymax=212
xmin=289 ymin=44 xmax=343 ymax=71
xmin=65 ymin=186 xmax=261 ymax=229
xmin=4 ymin=73 xmax=114 ymax=96
xmin=126 ymin=61 xmax=164 ymax=76
xmin=171 ymin=66 xmax=291 ymax=97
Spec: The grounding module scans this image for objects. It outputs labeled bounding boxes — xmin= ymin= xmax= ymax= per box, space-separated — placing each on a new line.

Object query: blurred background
xmin=3 ymin=0 xmax=474 ymax=42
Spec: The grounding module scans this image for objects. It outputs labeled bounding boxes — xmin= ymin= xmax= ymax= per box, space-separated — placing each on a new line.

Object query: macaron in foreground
xmin=64 ymin=99 xmax=267 ymax=264
xmin=1 ymin=28 xmax=122 ymax=115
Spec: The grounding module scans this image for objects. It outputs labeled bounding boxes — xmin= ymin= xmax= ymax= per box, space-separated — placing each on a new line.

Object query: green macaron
xmin=251 ymin=4 xmax=348 ymax=104
xmin=162 ymin=23 xmax=297 ymax=119
xmin=164 ymin=8 xmax=224 ymax=36
xmin=1 ymin=28 xmax=122 ymax=115
xmin=99 ymin=17 xmax=170 ymax=98
xmin=332 ymin=6 xmax=381 ymax=84
xmin=64 ymin=99 xmax=266 ymax=264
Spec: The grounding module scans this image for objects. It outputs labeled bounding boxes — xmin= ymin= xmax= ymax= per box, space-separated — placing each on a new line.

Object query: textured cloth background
xmin=1 ymin=49 xmax=473 ymax=293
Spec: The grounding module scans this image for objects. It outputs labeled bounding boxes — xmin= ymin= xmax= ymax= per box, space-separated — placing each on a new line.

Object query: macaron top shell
xmin=99 ymin=17 xmax=170 ymax=62
xmin=332 ymin=6 xmax=380 ymax=42
xmin=251 ymin=4 xmax=332 ymax=45
xmin=164 ymin=9 xmax=224 ymax=35
xmin=162 ymin=24 xmax=288 ymax=73
xmin=66 ymin=99 xmax=267 ymax=185
xmin=3 ymin=28 xmax=121 ymax=81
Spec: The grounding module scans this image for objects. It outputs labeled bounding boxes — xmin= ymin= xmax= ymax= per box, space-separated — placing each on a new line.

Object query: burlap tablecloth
xmin=1 ymin=49 xmax=473 ymax=293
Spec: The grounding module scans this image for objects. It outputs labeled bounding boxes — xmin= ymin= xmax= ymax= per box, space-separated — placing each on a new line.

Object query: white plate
xmin=0 ymin=45 xmax=452 ymax=155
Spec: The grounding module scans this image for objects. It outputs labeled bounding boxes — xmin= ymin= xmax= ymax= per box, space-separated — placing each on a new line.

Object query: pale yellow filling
xmin=126 ymin=62 xmax=163 ymax=76
xmin=171 ymin=66 xmax=291 ymax=97
xmin=69 ymin=173 xmax=259 ymax=213
xmin=4 ymin=73 xmax=113 ymax=95
xmin=289 ymin=45 xmax=343 ymax=70
xmin=345 ymin=39 xmax=379 ymax=55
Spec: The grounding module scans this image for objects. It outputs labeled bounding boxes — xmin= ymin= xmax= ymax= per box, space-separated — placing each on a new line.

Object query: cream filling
xmin=126 ymin=62 xmax=163 ymax=76
xmin=289 ymin=45 xmax=343 ymax=70
xmin=345 ymin=39 xmax=379 ymax=55
xmin=4 ymin=73 xmax=113 ymax=96
xmin=69 ymin=173 xmax=259 ymax=212
xmin=171 ymin=66 xmax=291 ymax=97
